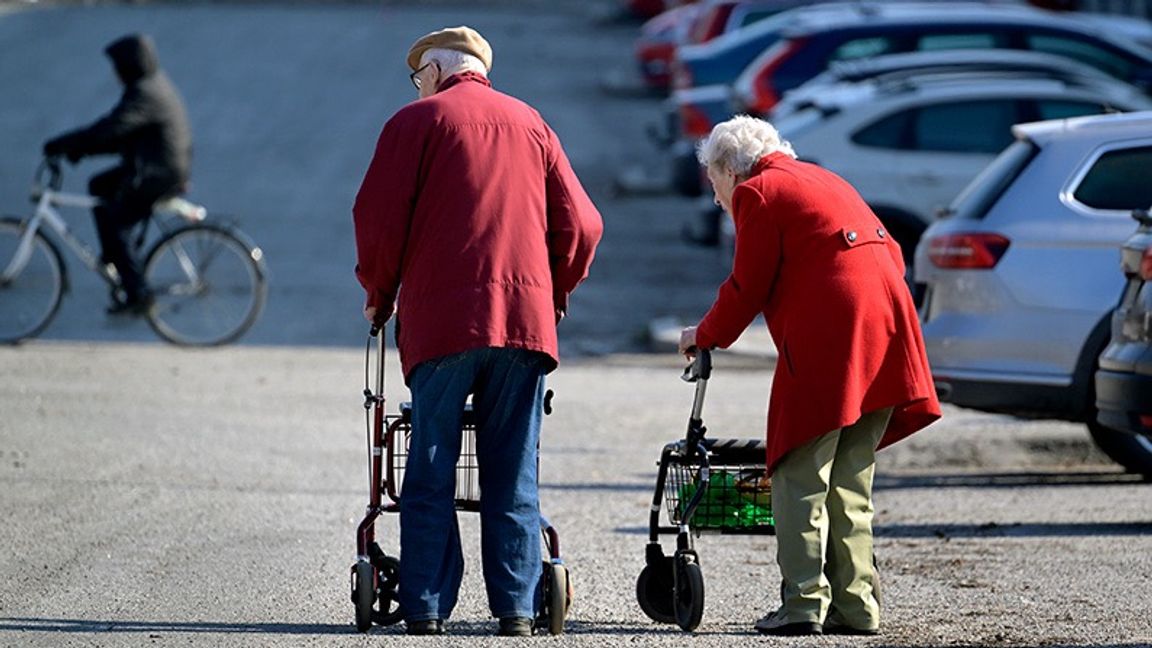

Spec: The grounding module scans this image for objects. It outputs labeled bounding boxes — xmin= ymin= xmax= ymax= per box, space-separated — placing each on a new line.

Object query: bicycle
xmin=0 ymin=157 xmax=268 ymax=346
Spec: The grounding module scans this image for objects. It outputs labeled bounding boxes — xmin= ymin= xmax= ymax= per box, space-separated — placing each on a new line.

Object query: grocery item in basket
xmin=677 ymin=470 xmax=773 ymax=528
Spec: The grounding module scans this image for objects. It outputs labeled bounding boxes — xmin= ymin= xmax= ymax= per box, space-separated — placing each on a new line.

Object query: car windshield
xmin=943 ymin=138 xmax=1038 ymax=220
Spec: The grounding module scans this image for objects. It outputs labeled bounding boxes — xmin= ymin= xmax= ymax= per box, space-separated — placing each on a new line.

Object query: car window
xmin=830 ymin=36 xmax=897 ymax=62
xmin=917 ymin=32 xmax=1000 ymax=51
xmin=1024 ymin=34 xmax=1134 ymax=79
xmin=851 ymin=110 xmax=911 ymax=149
xmin=1034 ymin=99 xmax=1111 ymax=121
xmin=914 ymin=100 xmax=1018 ymax=153
xmin=1072 ymin=146 xmax=1152 ymax=210
xmin=740 ymin=10 xmax=780 ymax=27
xmin=946 ymin=139 xmax=1038 ymax=220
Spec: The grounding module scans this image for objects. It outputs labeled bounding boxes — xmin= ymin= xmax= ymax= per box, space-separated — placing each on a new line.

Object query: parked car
xmin=635 ymin=3 xmax=703 ymax=91
xmin=913 ymin=111 xmax=1152 ymax=475
xmin=668 ymin=1 xmax=1152 ymax=196
xmin=635 ymin=0 xmax=800 ymax=91
xmin=771 ymin=48 xmax=1121 ymax=119
xmin=773 ymin=71 xmax=1152 ymax=257
xmin=732 ymin=1 xmax=1152 ymax=117
xmin=1094 ymin=206 xmax=1152 ymax=477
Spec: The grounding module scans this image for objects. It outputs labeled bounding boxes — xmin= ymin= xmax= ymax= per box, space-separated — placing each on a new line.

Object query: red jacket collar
xmin=750 ymin=151 xmax=791 ymax=176
xmin=436 ymin=71 xmax=492 ymax=93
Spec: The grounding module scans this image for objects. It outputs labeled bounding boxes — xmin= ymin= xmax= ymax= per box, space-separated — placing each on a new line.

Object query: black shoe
xmin=498 ymin=617 xmax=534 ymax=637
xmin=105 ymin=296 xmax=153 ymax=317
xmin=405 ymin=619 xmax=444 ymax=635
xmin=824 ymin=621 xmax=880 ymax=636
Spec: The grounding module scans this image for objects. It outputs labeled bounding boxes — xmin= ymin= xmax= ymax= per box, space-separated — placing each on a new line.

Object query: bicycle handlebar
xmin=34 ymin=157 xmax=64 ymax=195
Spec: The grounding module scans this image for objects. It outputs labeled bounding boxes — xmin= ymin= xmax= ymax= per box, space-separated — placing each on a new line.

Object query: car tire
xmin=1087 ymin=420 xmax=1152 ymax=480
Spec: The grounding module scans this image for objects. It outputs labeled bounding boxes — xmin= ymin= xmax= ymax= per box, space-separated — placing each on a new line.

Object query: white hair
xmin=696 ymin=115 xmax=796 ymax=176
xmin=421 ymin=47 xmax=487 ymax=77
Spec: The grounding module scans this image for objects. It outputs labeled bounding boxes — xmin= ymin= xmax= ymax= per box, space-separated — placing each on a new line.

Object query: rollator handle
xmin=681 ymin=348 xmax=712 ymax=383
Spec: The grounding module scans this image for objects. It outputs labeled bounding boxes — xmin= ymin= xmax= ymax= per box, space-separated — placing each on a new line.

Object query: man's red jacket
xmin=697 ymin=152 xmax=941 ymax=472
xmin=354 ymin=73 xmax=603 ymax=379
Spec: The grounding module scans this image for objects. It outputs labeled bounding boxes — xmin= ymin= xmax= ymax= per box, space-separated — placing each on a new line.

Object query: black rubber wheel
xmin=636 ymin=555 xmax=676 ymax=623
xmin=1088 ymin=420 xmax=1152 ymax=479
xmin=372 ymin=554 xmax=404 ymax=626
xmin=352 ymin=561 xmax=375 ymax=632
xmin=673 ymin=555 xmax=705 ymax=632
xmin=546 ymin=563 xmax=569 ymax=635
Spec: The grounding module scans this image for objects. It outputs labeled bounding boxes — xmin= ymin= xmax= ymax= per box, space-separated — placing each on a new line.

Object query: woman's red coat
xmin=697 ymin=153 xmax=941 ymax=472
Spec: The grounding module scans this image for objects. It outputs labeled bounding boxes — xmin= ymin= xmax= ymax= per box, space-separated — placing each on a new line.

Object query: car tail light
xmin=927 ymin=233 xmax=1011 ymax=269
xmin=738 ymin=38 xmax=805 ymax=115
xmin=680 ymin=103 xmax=713 ymax=139
xmin=1140 ymin=246 xmax=1152 ymax=280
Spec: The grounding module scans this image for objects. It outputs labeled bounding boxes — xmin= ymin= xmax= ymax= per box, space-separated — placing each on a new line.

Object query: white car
xmin=914 ymin=111 xmax=1152 ymax=475
xmin=773 ymin=72 xmax=1152 ymax=260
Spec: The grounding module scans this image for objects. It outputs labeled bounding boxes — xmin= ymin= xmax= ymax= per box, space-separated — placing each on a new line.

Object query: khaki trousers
xmin=770 ymin=407 xmax=893 ymax=629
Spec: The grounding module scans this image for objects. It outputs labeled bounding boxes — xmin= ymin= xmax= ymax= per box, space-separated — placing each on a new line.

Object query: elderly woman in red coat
xmin=679 ymin=115 xmax=941 ymax=637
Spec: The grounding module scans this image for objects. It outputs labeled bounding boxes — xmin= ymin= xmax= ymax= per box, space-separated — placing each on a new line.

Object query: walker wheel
xmin=636 ymin=555 xmax=675 ymax=624
xmin=545 ymin=562 xmax=569 ymax=635
xmin=372 ymin=554 xmax=403 ymax=626
xmin=352 ymin=561 xmax=375 ymax=632
xmin=673 ymin=554 xmax=704 ymax=632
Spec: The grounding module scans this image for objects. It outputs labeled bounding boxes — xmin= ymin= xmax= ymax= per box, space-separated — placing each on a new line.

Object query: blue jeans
xmin=399 ymin=346 xmax=547 ymax=622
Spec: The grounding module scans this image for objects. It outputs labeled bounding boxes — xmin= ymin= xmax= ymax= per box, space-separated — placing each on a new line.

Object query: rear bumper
xmin=1095 ymin=368 xmax=1152 ymax=438
xmin=933 ymin=376 xmax=1081 ymax=420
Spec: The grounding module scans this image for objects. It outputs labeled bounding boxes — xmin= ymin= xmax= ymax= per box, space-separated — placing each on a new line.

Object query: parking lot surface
xmin=2 ymin=2 xmax=1151 ymax=647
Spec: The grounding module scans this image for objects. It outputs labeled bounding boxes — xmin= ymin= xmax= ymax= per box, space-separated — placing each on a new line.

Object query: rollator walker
xmin=349 ymin=326 xmax=571 ymax=634
xmin=636 ymin=349 xmax=776 ymax=632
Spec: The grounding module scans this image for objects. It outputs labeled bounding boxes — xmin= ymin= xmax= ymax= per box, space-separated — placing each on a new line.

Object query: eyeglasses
xmin=410 ymin=62 xmax=435 ymax=90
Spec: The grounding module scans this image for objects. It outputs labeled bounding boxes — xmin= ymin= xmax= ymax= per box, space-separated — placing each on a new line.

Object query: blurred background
xmin=3 ymin=0 xmax=1152 ymax=477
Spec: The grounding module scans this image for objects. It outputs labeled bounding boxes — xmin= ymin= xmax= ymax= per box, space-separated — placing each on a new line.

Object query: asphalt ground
xmin=2 ymin=344 xmax=1152 ymax=648
xmin=3 ymin=3 xmax=1152 ymax=647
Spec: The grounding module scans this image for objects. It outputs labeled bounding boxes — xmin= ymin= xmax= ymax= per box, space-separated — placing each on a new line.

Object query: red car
xmin=635 ymin=3 xmax=703 ymax=90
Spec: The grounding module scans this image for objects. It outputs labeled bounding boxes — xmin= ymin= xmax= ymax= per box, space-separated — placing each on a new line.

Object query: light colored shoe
xmin=754 ymin=609 xmax=822 ymax=636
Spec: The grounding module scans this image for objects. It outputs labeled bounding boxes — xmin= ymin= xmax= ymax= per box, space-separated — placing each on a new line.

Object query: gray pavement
xmin=4 ymin=3 xmax=1152 ymax=648
xmin=2 ymin=343 xmax=1152 ymax=647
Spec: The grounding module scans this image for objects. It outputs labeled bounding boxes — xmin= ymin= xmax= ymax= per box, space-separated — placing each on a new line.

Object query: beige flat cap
xmin=406 ymin=26 xmax=492 ymax=72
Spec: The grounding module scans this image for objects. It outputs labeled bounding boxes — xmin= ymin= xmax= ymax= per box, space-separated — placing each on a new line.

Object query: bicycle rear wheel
xmin=143 ymin=223 xmax=266 ymax=346
xmin=0 ymin=217 xmax=66 ymax=344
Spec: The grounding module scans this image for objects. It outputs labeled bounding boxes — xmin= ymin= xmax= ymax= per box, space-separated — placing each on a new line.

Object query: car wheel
xmin=1087 ymin=420 xmax=1152 ymax=480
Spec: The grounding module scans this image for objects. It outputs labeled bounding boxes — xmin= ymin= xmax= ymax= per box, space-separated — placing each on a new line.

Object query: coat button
xmin=846 ymin=230 xmax=857 ymax=242
xmin=877 ymin=228 xmax=886 ymax=238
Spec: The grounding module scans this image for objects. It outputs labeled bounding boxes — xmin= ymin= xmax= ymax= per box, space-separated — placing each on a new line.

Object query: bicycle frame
xmin=2 ymin=186 xmax=107 ymax=283
xmin=3 ymin=161 xmax=201 ymax=288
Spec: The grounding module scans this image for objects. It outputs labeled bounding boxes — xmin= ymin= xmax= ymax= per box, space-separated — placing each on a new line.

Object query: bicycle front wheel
xmin=143 ymin=223 xmax=267 ymax=346
xmin=0 ymin=216 xmax=66 ymax=344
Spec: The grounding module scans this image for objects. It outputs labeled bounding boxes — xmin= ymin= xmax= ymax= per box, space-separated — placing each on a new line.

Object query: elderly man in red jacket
xmin=680 ymin=115 xmax=940 ymax=637
xmin=353 ymin=26 xmax=602 ymax=637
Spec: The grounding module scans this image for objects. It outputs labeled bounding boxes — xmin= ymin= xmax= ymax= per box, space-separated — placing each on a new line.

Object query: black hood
xmin=105 ymin=34 xmax=159 ymax=83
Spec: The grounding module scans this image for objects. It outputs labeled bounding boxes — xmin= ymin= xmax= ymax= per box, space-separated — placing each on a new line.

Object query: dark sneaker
xmin=824 ymin=620 xmax=880 ymax=636
xmin=498 ymin=617 xmax=534 ymax=637
xmin=405 ymin=619 xmax=444 ymax=635
xmin=105 ymin=297 xmax=153 ymax=317
xmin=754 ymin=610 xmax=823 ymax=636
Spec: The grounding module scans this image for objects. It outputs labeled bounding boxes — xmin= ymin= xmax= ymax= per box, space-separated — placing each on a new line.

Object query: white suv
xmin=774 ymin=72 xmax=1152 ymax=261
xmin=914 ymin=111 xmax=1152 ymax=475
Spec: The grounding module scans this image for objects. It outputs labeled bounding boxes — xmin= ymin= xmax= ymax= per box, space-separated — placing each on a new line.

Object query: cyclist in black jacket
xmin=43 ymin=33 xmax=192 ymax=315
